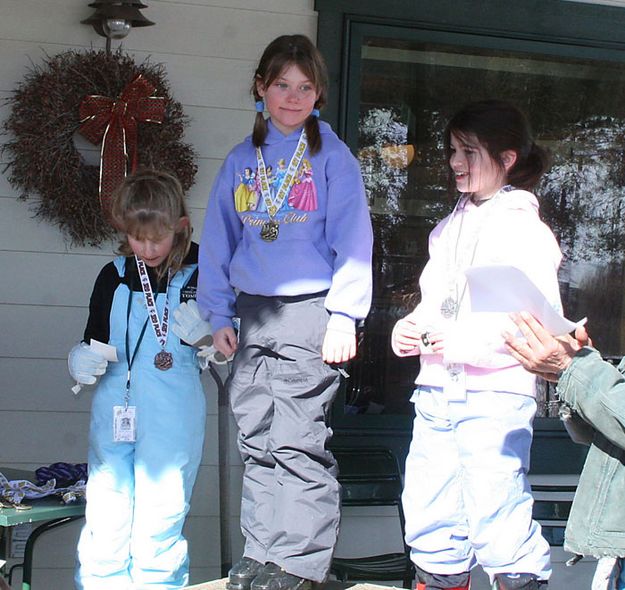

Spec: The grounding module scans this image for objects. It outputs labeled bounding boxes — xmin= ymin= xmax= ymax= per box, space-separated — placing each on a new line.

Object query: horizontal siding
xmin=1 ymin=412 xmax=219 ymax=466
xmin=0 ymin=0 xmax=317 ymax=583
xmin=0 ymin=357 xmax=219 ymax=415
xmin=0 ymin=197 xmax=210 ymax=256
xmin=1 ymin=1 xmax=316 ymax=60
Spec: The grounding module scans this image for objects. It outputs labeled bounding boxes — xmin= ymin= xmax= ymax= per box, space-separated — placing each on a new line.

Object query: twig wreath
xmin=2 ymin=48 xmax=197 ymax=246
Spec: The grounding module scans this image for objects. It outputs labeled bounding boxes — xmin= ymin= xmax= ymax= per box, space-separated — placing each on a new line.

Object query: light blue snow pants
xmin=75 ymin=264 xmax=206 ymax=589
xmin=402 ymin=385 xmax=551 ymax=583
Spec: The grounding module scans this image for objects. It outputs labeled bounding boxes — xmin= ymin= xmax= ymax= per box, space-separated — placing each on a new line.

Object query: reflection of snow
xmin=358 ymin=108 xmax=409 ymax=211
xmin=541 ymin=117 xmax=625 ymax=265
xmin=558 ymin=258 xmax=599 ymax=290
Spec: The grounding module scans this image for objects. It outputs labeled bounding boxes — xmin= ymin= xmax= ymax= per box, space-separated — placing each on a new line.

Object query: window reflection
xmin=346 ymin=35 xmax=625 ymax=419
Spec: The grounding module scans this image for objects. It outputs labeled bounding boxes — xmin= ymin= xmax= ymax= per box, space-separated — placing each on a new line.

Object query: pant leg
xmin=268 ymin=314 xmax=341 ymax=582
xmin=75 ymin=379 xmax=135 ymax=590
xmin=451 ymin=390 xmax=551 ymax=581
xmin=229 ymin=335 xmax=277 ymax=564
xmin=129 ymin=366 xmax=206 ymax=589
xmin=230 ymin=294 xmax=341 ymax=582
xmin=402 ymin=386 xmax=476 ymax=576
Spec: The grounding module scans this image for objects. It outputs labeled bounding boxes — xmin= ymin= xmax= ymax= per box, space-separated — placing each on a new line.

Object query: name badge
xmin=113 ymin=405 xmax=137 ymax=442
xmin=444 ymin=364 xmax=466 ymax=401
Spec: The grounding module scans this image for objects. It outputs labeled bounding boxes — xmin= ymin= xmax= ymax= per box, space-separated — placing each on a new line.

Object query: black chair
xmin=330 ymin=446 xmax=414 ymax=588
xmin=530 ymin=480 xmax=576 ymax=547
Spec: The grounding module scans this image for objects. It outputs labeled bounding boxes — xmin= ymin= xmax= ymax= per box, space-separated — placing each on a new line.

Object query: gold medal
xmin=260 ymin=220 xmax=279 ymax=242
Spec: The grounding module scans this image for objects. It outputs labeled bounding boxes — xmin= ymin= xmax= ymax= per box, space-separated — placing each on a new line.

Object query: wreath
xmin=2 ymin=48 xmax=197 ymax=246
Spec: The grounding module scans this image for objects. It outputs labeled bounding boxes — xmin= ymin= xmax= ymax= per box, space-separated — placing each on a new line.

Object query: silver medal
xmin=440 ymin=296 xmax=458 ymax=319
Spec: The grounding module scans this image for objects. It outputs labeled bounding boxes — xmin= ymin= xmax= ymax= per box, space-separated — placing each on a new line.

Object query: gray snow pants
xmin=228 ymin=291 xmax=342 ymax=582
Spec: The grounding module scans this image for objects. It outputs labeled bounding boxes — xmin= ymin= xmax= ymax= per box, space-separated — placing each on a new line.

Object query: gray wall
xmin=0 ymin=0 xmax=316 ymax=586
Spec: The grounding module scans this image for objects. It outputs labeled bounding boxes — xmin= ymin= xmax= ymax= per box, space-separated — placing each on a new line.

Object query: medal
xmin=442 ymin=191 xmax=504 ymax=321
xmin=260 ymin=220 xmax=279 ymax=242
xmin=255 ymin=129 xmax=308 ymax=242
xmin=440 ymin=296 xmax=458 ymax=319
xmin=154 ymin=350 xmax=173 ymax=371
xmin=135 ymin=257 xmax=173 ymax=370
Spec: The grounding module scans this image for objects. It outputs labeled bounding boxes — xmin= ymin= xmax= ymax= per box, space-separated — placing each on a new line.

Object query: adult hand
xmin=68 ymin=342 xmax=108 ymax=385
xmin=503 ymin=311 xmax=585 ymax=381
xmin=213 ymin=326 xmax=238 ymax=358
xmin=322 ymin=329 xmax=356 ymax=364
xmin=172 ymin=300 xmax=213 ymax=347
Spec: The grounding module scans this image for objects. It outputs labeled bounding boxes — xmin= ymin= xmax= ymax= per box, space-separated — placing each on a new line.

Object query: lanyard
xmin=255 ymin=128 xmax=308 ymax=219
xmin=441 ymin=186 xmax=508 ymax=319
xmin=135 ymin=256 xmax=171 ymax=349
xmin=124 ymin=282 xmax=151 ymax=406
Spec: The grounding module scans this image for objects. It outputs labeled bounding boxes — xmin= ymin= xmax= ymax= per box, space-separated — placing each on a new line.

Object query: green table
xmin=0 ymin=469 xmax=85 ymax=590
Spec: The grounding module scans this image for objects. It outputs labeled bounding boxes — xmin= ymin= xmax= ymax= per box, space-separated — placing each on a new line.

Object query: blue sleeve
xmin=197 ymin=155 xmax=243 ymax=332
xmin=323 ymin=141 xmax=373 ymax=329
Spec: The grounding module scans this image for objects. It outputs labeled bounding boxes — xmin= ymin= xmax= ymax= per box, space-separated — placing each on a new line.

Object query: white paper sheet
xmin=90 ymin=338 xmax=118 ymax=362
xmin=464 ymin=264 xmax=586 ymax=336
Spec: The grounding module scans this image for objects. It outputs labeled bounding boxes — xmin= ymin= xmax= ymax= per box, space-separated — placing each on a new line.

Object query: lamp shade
xmin=82 ymin=0 xmax=154 ymax=38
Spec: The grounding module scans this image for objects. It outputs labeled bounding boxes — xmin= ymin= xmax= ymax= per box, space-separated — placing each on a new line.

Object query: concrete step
xmin=186 ymin=580 xmax=398 ymax=590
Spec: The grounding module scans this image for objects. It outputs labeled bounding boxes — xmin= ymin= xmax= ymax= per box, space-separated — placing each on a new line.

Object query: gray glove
xmin=197 ymin=344 xmax=231 ymax=368
xmin=68 ymin=342 xmax=108 ymax=385
xmin=172 ymin=300 xmax=213 ymax=347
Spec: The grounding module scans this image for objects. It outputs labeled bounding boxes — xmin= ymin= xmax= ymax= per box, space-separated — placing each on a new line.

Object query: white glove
xmin=68 ymin=342 xmax=108 ymax=385
xmin=197 ymin=345 xmax=232 ymax=369
xmin=172 ymin=300 xmax=213 ymax=347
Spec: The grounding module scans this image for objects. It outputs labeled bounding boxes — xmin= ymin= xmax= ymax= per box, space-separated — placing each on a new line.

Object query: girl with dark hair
xmin=197 ymin=34 xmax=373 ymax=590
xmin=392 ymin=100 xmax=561 ymax=590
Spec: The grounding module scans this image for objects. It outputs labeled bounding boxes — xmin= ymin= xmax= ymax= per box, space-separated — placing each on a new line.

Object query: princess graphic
xmin=254 ymin=165 xmax=273 ymax=213
xmin=288 ymin=159 xmax=318 ymax=211
xmin=234 ymin=167 xmax=256 ymax=213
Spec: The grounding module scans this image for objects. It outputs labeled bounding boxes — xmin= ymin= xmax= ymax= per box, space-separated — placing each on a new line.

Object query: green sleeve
xmin=557 ymin=347 xmax=625 ymax=450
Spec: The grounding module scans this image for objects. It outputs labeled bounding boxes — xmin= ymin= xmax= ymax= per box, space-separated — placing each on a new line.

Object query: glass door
xmin=337 ymin=22 xmax=625 ymax=428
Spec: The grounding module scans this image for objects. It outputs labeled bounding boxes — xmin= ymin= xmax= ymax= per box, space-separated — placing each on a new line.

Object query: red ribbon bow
xmin=79 ymin=74 xmax=165 ymax=218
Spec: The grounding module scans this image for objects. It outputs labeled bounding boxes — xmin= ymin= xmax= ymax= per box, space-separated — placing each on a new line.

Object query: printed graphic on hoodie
xmin=234 ymin=158 xmax=318 ymax=216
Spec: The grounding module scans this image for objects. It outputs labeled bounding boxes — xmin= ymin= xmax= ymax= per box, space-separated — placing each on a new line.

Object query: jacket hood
xmin=497 ymin=187 xmax=540 ymax=213
xmin=259 ymin=118 xmax=333 ymax=146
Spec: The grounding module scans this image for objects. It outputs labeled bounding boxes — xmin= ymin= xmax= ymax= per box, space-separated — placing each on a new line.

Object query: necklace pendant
xmin=260 ymin=220 xmax=279 ymax=242
xmin=154 ymin=351 xmax=173 ymax=371
xmin=440 ymin=296 xmax=458 ymax=319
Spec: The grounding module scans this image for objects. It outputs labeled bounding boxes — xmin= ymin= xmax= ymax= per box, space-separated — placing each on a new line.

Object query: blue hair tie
xmin=255 ymin=100 xmax=264 ymax=113
xmin=311 ymin=108 xmax=320 ymax=118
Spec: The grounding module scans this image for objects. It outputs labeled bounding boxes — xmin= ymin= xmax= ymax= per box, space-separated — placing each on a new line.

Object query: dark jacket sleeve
xmin=557 ymin=347 xmax=625 ymax=451
xmin=83 ymin=262 xmax=121 ymax=344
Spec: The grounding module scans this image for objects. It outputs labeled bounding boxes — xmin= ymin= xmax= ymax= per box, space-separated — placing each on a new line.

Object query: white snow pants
xmin=402 ymin=385 xmax=551 ymax=582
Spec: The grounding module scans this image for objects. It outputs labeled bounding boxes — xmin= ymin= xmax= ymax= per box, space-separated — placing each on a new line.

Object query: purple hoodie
xmin=198 ymin=119 xmax=373 ymax=333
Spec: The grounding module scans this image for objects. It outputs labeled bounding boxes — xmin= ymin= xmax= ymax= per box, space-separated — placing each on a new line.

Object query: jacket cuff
xmin=210 ymin=314 xmax=235 ymax=333
xmin=327 ymin=312 xmax=356 ymax=335
xmin=556 ymin=347 xmax=602 ymax=408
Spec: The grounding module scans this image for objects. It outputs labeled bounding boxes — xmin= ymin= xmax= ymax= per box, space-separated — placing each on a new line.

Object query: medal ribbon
xmin=135 ymin=257 xmax=171 ymax=349
xmin=255 ymin=129 xmax=308 ymax=219
xmin=443 ymin=187 xmax=508 ymax=316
